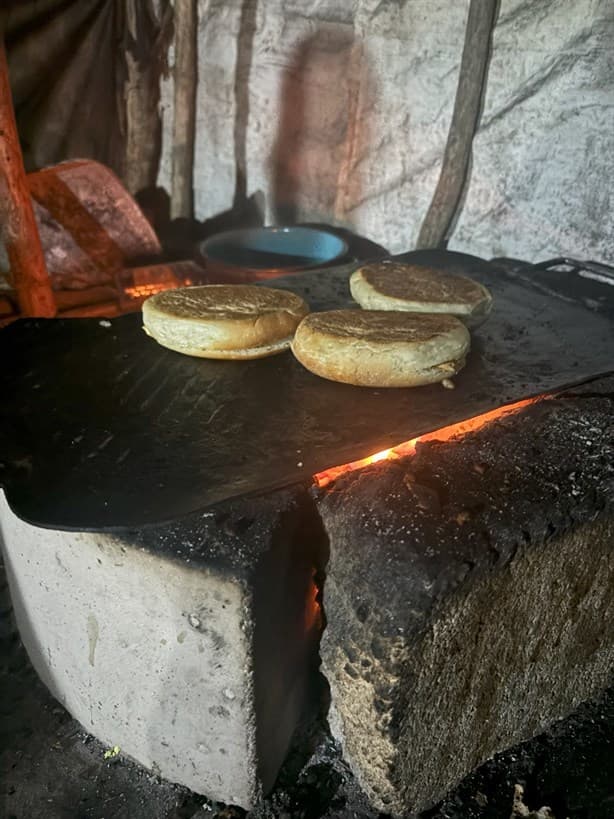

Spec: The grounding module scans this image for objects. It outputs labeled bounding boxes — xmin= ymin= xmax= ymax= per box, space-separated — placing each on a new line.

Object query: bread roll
xmin=350 ymin=261 xmax=492 ymax=327
xmin=291 ymin=309 xmax=470 ymax=387
xmin=142 ymin=285 xmax=309 ymax=359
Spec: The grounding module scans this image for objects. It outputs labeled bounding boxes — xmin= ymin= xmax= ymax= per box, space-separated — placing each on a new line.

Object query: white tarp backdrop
xmin=453 ymin=0 xmax=614 ymax=262
xmin=6 ymin=0 xmax=614 ymax=265
xmin=158 ymin=0 xmax=614 ymax=260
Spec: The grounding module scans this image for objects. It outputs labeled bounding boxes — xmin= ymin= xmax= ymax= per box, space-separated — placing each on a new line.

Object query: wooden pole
xmin=416 ymin=0 xmax=498 ymax=249
xmin=0 ymin=41 xmax=56 ymax=317
xmin=170 ymin=0 xmax=197 ymax=220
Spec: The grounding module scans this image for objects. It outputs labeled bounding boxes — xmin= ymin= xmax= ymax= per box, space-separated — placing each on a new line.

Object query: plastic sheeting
xmin=3 ymin=1 xmax=614 ymax=264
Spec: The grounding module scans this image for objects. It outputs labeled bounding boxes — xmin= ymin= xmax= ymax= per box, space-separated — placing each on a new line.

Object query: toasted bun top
xmin=356 ymin=262 xmax=486 ymax=305
xmin=291 ymin=309 xmax=470 ymax=387
xmin=143 ymin=284 xmax=308 ymax=322
xmin=300 ymin=308 xmax=464 ymax=343
xmin=350 ymin=261 xmax=492 ymax=327
xmin=142 ymin=285 xmax=309 ymax=359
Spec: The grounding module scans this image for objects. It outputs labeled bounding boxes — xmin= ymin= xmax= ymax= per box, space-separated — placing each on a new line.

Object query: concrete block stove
xmin=0 ymin=489 xmax=324 ymax=808
xmin=1 ymin=250 xmax=613 ymax=815
xmin=318 ymin=383 xmax=614 ymax=814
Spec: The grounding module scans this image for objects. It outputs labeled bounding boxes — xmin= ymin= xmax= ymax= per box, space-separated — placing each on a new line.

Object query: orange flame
xmin=313 ymin=397 xmax=541 ymax=488
xmin=304 ymin=573 xmax=322 ymax=634
xmin=123 ymin=282 xmax=171 ymax=300
xmin=123 ymin=276 xmax=194 ymax=302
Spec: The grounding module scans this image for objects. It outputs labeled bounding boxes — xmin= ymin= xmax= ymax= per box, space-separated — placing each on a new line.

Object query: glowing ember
xmin=124 ymin=282 xmax=170 ymax=300
xmin=123 ymin=278 xmax=194 ymax=301
xmin=313 ymin=397 xmax=541 ymax=488
xmin=370 ymin=448 xmax=392 ymax=463
xmin=304 ymin=573 xmax=322 ymax=634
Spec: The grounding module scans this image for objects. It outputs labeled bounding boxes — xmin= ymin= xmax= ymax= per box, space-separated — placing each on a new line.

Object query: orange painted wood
xmin=0 ymin=42 xmax=55 ymax=317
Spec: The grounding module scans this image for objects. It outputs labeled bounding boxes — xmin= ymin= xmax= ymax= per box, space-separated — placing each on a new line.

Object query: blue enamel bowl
xmin=199 ymin=226 xmax=348 ymax=279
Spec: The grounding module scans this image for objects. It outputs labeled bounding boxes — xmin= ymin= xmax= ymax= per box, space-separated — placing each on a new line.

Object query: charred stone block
xmin=317 ymin=389 xmax=614 ymax=815
xmin=0 ymin=486 xmax=325 ymax=809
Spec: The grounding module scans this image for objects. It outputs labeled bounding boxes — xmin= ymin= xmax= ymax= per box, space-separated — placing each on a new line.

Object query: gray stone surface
xmin=317 ymin=390 xmax=614 ymax=815
xmin=0 ymin=524 xmax=614 ymax=819
xmin=0 ymin=486 xmax=324 ymax=809
xmin=3 ymin=526 xmax=614 ymax=819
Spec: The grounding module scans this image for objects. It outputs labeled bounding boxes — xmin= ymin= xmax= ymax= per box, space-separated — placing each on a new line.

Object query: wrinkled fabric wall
xmin=183 ymin=0 xmax=467 ymax=249
xmin=453 ymin=0 xmax=614 ymax=262
xmin=159 ymin=0 xmax=613 ymax=260
xmin=5 ymin=0 xmax=614 ymax=262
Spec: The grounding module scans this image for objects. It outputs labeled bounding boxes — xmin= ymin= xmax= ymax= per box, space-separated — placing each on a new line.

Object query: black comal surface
xmin=1 ymin=250 xmax=613 ymax=530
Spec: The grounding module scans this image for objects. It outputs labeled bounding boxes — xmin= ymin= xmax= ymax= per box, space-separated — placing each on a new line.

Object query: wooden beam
xmin=416 ymin=0 xmax=498 ymax=249
xmin=0 ymin=41 xmax=56 ymax=317
xmin=171 ymin=0 xmax=197 ymax=220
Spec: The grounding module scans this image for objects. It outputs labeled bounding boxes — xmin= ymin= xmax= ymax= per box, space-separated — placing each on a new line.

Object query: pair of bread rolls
xmin=292 ymin=262 xmax=491 ymax=387
xmin=142 ymin=262 xmax=491 ymax=388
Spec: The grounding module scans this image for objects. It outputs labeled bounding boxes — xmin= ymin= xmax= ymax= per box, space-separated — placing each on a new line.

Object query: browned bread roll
xmin=142 ymin=285 xmax=309 ymax=359
xmin=291 ymin=309 xmax=470 ymax=387
xmin=350 ymin=261 xmax=492 ymax=327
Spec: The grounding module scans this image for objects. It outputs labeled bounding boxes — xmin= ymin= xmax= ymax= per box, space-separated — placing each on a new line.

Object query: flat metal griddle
xmin=1 ymin=249 xmax=613 ymax=531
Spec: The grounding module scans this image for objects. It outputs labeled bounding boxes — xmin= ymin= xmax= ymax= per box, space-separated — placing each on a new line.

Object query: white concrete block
xmin=0 ymin=490 xmax=322 ymax=809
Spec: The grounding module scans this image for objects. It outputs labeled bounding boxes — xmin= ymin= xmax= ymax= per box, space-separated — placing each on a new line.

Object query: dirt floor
xmin=1 ymin=554 xmax=613 ymax=819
